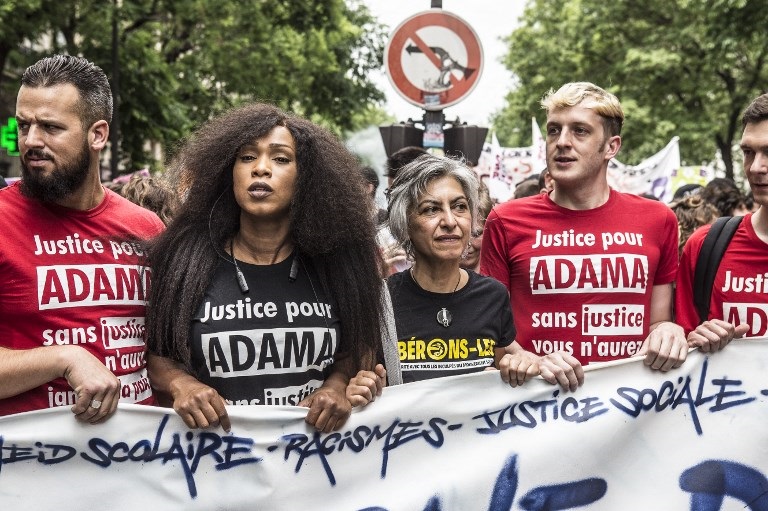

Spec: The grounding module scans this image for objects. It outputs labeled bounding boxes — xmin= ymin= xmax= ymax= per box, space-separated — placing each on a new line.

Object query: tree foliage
xmin=0 ymin=0 xmax=387 ymax=175
xmin=494 ymin=0 xmax=768 ymax=179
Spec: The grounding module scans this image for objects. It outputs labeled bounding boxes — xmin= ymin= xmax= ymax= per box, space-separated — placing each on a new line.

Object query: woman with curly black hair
xmin=145 ymin=103 xmax=392 ymax=433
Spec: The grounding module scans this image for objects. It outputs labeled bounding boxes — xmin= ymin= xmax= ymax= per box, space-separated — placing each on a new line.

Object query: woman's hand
xmin=170 ymin=375 xmax=231 ymax=432
xmin=148 ymin=354 xmax=231 ymax=432
xmin=346 ymin=364 xmax=387 ymax=407
xmin=496 ymin=348 xmax=540 ymax=387
xmin=299 ymin=370 xmax=352 ymax=433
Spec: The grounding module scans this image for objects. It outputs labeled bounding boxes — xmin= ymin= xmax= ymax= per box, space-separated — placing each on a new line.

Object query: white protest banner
xmin=2 ymin=341 xmax=768 ymax=510
xmin=607 ymin=136 xmax=680 ymax=202
xmin=475 ymin=122 xmax=548 ymax=203
xmin=672 ymin=164 xmax=715 ymax=194
xmin=477 ymin=136 xmax=683 ymax=203
xmin=475 ymin=134 xmax=534 ymax=203
xmin=531 ymin=117 xmax=546 ymax=174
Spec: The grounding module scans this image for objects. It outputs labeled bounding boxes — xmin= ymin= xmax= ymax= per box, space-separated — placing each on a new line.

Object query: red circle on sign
xmin=385 ymin=10 xmax=483 ymax=111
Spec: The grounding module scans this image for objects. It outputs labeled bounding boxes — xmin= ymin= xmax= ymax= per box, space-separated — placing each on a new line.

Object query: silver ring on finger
xmin=90 ymin=399 xmax=103 ymax=410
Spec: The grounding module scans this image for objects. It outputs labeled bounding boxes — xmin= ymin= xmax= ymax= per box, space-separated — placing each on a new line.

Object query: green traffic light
xmin=1 ymin=118 xmax=19 ymax=156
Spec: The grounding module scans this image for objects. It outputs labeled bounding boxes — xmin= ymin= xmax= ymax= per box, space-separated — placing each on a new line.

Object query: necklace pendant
xmin=437 ymin=308 xmax=452 ymax=328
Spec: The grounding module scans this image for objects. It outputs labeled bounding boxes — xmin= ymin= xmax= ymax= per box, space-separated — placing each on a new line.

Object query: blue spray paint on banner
xmin=472 ymin=391 xmax=609 ymax=434
xmin=488 ymin=454 xmax=519 ymax=510
xmin=355 ymin=454 xmax=608 ymax=510
xmin=681 ymin=460 xmax=768 ymax=511
xmin=519 ymin=478 xmax=607 ymax=510
xmin=0 ymin=438 xmax=77 ymax=468
xmin=0 ymin=415 xmax=261 ymax=499
xmin=282 ymin=417 xmax=452 ymax=484
xmin=610 ymin=358 xmax=755 ymax=434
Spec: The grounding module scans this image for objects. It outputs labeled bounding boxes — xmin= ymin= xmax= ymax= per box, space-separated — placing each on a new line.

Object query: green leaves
xmin=0 ymin=0 xmax=387 ymax=175
xmin=494 ymin=0 xmax=768 ymax=179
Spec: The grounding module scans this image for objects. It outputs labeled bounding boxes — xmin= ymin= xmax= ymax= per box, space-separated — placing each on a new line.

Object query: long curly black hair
xmin=145 ymin=103 xmax=383 ymax=371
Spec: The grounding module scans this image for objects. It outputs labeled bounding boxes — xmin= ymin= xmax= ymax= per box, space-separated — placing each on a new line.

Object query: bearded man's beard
xmin=20 ymin=140 xmax=92 ymax=203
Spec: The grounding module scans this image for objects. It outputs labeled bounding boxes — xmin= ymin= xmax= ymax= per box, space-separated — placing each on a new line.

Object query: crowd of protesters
xmin=1 ymin=55 xmax=766 ymax=435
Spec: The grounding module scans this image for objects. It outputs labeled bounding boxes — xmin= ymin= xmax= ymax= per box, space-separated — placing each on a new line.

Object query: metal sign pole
xmin=381 ymin=7 xmax=489 ymax=165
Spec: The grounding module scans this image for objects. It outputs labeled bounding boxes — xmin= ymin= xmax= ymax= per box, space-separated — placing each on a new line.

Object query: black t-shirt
xmin=387 ymin=269 xmax=515 ymax=383
xmin=189 ymin=254 xmax=341 ymax=406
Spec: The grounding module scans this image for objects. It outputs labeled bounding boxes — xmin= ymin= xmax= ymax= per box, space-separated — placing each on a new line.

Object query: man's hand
xmin=687 ymin=320 xmax=750 ymax=353
xmin=538 ymin=351 xmax=584 ymax=392
xmin=641 ymin=321 xmax=688 ymax=371
xmin=64 ymin=346 xmax=121 ymax=424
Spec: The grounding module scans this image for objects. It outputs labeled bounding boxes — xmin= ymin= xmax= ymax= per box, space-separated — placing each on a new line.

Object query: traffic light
xmin=379 ymin=119 xmax=489 ymax=167
xmin=443 ymin=124 xmax=488 ymax=166
xmin=379 ymin=122 xmax=424 ymax=158
xmin=1 ymin=118 xmax=19 ymax=156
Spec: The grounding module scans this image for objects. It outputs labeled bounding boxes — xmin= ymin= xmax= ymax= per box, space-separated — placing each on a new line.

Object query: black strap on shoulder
xmin=692 ymin=216 xmax=743 ymax=323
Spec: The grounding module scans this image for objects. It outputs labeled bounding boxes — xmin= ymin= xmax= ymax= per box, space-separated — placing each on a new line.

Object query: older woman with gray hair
xmin=346 ymin=154 xmax=539 ymax=406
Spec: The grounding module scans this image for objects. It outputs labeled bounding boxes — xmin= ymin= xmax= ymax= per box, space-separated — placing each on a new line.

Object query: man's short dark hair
xmin=537 ymin=169 xmax=549 ymax=191
xmin=513 ymin=176 xmax=541 ymax=199
xmin=385 ymin=146 xmax=428 ymax=179
xmin=742 ymin=93 xmax=768 ymax=128
xmin=21 ymin=54 xmax=113 ymax=128
xmin=700 ymin=177 xmax=745 ymax=217
xmin=360 ymin=165 xmax=379 ymax=190
xmin=672 ymin=183 xmax=703 ymax=201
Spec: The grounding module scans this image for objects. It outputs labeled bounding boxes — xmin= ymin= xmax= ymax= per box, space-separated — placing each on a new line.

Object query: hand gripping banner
xmin=1 ymin=340 xmax=768 ymax=510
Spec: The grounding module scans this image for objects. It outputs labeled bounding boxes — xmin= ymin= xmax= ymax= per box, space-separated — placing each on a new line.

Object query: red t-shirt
xmin=0 ymin=183 xmax=165 ymax=415
xmin=481 ymin=190 xmax=678 ymax=365
xmin=675 ymin=213 xmax=768 ymax=335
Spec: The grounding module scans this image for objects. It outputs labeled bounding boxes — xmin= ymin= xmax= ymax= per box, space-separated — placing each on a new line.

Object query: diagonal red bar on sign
xmin=408 ymin=31 xmax=466 ymax=86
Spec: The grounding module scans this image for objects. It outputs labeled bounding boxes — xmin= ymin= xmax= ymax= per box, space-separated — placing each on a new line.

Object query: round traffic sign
xmin=384 ymin=10 xmax=483 ymax=111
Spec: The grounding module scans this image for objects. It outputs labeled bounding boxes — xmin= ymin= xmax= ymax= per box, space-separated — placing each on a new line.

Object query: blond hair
xmin=541 ymin=82 xmax=624 ymax=137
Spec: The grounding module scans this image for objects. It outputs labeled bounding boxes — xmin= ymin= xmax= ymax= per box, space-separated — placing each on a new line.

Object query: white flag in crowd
xmin=475 ymin=129 xmax=681 ymax=203
xmin=607 ymin=136 xmax=680 ymax=203
xmin=531 ymin=117 xmax=546 ymax=173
